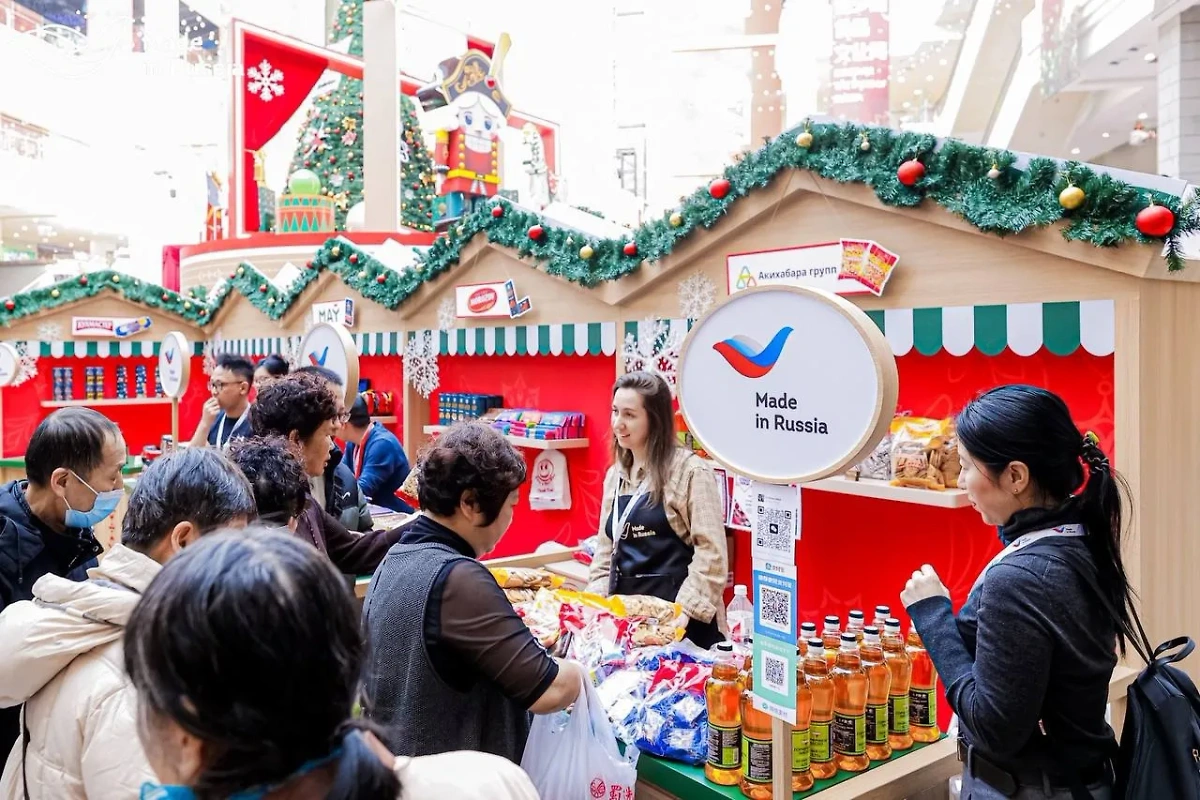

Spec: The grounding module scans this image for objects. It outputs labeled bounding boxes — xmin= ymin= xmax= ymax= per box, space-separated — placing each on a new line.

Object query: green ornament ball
xmin=288 ymin=169 xmax=322 ymax=196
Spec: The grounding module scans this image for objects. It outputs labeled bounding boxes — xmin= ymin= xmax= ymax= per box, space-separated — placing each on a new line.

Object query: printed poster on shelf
xmin=71 ymin=316 xmax=152 ymax=338
xmin=726 ymin=240 xmax=899 ymax=298
xmin=728 ymin=474 xmax=754 ymax=531
xmin=751 ymin=480 xmax=799 ymax=562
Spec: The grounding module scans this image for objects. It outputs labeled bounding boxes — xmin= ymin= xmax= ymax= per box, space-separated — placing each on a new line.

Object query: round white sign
xmin=0 ymin=343 xmax=19 ymax=388
xmin=298 ymin=322 xmax=360 ymax=406
xmin=158 ymin=331 xmax=191 ymax=399
xmin=677 ymin=285 xmax=898 ymax=484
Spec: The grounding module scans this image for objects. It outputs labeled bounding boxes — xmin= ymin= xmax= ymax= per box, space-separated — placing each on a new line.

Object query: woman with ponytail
xmin=125 ymin=528 xmax=538 ymax=800
xmin=901 ymin=385 xmax=1134 ymax=800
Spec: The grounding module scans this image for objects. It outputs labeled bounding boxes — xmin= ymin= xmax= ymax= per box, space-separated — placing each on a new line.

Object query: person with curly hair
xmin=227 ymin=437 xmax=310 ymax=531
xmin=250 ymin=373 xmax=403 ymax=576
xmin=361 ymin=422 xmax=584 ymax=764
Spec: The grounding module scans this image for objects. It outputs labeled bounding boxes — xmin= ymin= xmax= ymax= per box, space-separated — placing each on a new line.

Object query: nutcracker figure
xmin=417 ymin=35 xmax=513 ymax=228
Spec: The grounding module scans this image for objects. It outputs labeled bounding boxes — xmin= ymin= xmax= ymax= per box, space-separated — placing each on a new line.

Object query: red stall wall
xmin=433 ymin=353 xmax=617 ymax=558
xmin=2 ymin=356 xmax=211 ymax=458
xmin=356 ymin=355 xmax=405 ymax=440
xmin=727 ymin=348 xmax=1115 ymax=728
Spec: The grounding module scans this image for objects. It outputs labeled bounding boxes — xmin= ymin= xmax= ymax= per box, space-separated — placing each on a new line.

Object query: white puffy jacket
xmin=0 ymin=544 xmax=158 ymax=799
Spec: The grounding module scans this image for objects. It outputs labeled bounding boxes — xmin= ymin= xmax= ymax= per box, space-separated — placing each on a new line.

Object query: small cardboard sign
xmin=72 ymin=316 xmax=153 ymax=338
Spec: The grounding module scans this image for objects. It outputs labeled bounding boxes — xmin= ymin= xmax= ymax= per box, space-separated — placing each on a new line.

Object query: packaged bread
xmin=611 ymin=594 xmax=681 ymax=623
xmin=889 ymin=417 xmax=952 ymax=490
xmin=631 ymin=622 xmax=683 ymax=647
xmin=504 ymin=588 xmax=537 ymax=604
xmin=848 ymin=433 xmax=892 ymax=481
xmin=489 ymin=567 xmax=565 ymax=590
xmin=928 ymin=430 xmax=962 ymax=489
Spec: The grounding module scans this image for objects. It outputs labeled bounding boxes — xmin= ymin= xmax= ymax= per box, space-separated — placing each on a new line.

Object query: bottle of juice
xmin=882 ymin=618 xmax=913 ymax=751
xmin=792 ymin=645 xmax=814 ymax=792
xmin=860 ymin=626 xmax=892 ymax=761
xmin=803 ymin=637 xmax=837 ymax=780
xmin=908 ymin=627 xmax=941 ymax=743
xmin=831 ymin=632 xmax=869 ymax=773
xmin=822 ymin=616 xmax=841 ymax=667
xmin=846 ymin=609 xmax=866 ymax=643
xmin=706 ymin=643 xmax=743 ymax=785
xmin=800 ymin=620 xmax=817 ymax=643
xmin=872 ymin=605 xmax=891 ymax=631
xmin=739 ymin=655 xmax=773 ymax=799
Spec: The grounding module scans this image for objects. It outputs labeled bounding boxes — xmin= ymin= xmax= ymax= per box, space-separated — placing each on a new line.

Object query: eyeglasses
xmin=209 ymin=379 xmax=245 ymax=391
xmin=333 ymin=411 xmax=352 ymax=424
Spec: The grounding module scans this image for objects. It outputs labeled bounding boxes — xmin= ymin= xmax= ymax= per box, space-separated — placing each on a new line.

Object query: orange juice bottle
xmin=831 ymin=633 xmax=869 ymax=773
xmin=882 ymin=619 xmax=913 ymax=751
xmin=803 ymin=637 xmax=837 ymax=780
xmin=792 ymin=644 xmax=814 ymax=792
xmin=907 ymin=627 xmax=941 ymax=743
xmin=705 ymin=643 xmax=743 ymax=785
xmin=738 ymin=658 xmax=773 ymax=799
xmin=822 ymin=615 xmax=841 ymax=667
xmin=861 ymin=626 xmax=892 ymax=761
xmin=872 ymin=605 xmax=891 ymax=631
xmin=800 ymin=620 xmax=817 ymax=644
xmin=846 ymin=609 xmax=865 ymax=643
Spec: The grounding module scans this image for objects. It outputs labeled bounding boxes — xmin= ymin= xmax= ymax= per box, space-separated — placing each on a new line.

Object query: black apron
xmin=606 ymin=482 xmax=723 ymax=649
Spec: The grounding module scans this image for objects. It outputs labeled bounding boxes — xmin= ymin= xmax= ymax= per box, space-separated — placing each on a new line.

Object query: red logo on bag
xmin=467 ymin=287 xmax=498 ymax=314
xmin=625 ymin=789 xmax=634 ymax=800
xmin=589 ymin=778 xmax=606 ymax=798
xmin=609 ymin=786 xmax=624 ymax=800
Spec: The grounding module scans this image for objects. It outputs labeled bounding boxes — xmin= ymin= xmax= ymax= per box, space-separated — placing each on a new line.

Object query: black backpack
xmin=1046 ymin=550 xmax=1199 ymax=800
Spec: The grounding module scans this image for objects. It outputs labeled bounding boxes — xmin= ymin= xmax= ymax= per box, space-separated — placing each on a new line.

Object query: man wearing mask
xmin=0 ymin=407 xmax=127 ymax=755
xmin=188 ymin=354 xmax=254 ymax=451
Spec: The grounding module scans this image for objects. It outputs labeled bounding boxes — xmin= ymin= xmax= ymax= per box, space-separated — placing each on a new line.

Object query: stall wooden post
xmin=171 ymin=398 xmax=180 ymax=446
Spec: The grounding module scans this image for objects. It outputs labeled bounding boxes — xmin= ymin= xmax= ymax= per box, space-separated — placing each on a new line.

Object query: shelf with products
xmin=40 ymin=398 xmax=173 ymax=409
xmin=803 ymin=476 xmax=970 ymax=509
xmin=422 ymin=425 xmax=589 ymax=450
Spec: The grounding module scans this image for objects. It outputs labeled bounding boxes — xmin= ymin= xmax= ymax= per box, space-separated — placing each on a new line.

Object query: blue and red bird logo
xmin=307 ymin=346 xmax=329 ymax=367
xmin=713 ymin=327 xmax=793 ymax=378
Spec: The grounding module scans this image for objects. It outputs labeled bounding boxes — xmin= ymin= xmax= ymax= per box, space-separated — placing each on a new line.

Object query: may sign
xmin=677 ymin=285 xmax=897 ymax=485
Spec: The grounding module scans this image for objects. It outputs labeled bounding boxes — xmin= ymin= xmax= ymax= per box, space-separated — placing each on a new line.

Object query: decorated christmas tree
xmin=287 ymin=0 xmax=436 ymax=231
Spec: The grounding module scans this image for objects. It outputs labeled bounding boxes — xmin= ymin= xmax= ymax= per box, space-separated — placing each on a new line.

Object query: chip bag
xmin=889 ymin=417 xmax=952 ymax=490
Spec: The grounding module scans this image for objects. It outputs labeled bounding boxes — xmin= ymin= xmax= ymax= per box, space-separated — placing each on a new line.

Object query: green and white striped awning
xmin=12 ymin=340 xmax=206 ymax=358
xmin=410 ymin=322 xmax=618 ymax=357
xmin=624 ymin=301 xmax=1114 ymax=358
xmin=217 ymin=332 xmax=402 ymax=357
xmin=863 ymin=300 xmax=1115 ymax=356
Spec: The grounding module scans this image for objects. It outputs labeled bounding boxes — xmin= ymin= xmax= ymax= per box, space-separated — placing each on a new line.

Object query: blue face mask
xmin=139 ymin=747 xmax=344 ymax=800
xmin=64 ymin=471 xmax=123 ymax=529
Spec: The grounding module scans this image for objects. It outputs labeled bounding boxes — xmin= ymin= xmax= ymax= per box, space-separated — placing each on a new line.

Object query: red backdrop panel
xmin=434 ymin=353 xmax=617 ymax=558
xmin=356 ymin=354 xmax=406 ymax=440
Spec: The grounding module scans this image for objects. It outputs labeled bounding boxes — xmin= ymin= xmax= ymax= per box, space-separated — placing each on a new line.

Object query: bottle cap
xmin=800 ymin=621 xmax=817 ymax=634
xmin=715 ymin=642 xmax=734 ymax=652
xmin=875 ymin=604 xmax=890 ymax=616
xmin=823 ymin=615 xmax=840 ymax=631
xmin=840 ymin=632 xmax=858 ymax=648
xmin=807 ymin=637 xmax=824 ymax=651
xmin=744 ymin=635 xmax=754 ymax=645
xmin=734 ymin=584 xmax=748 ymax=596
xmin=863 ymin=625 xmax=880 ymax=636
xmin=884 ymin=617 xmax=901 ymax=631
xmin=848 ymin=609 xmax=865 ymax=622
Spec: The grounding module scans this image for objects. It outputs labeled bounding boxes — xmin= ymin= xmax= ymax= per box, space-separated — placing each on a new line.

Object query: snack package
xmin=856 ymin=242 xmax=900 ymax=296
xmin=890 ymin=417 xmax=952 ymax=490
xmin=928 ymin=429 xmax=962 ymax=489
xmin=489 ymin=567 xmax=565 ymax=590
xmin=631 ymin=622 xmax=682 ymax=648
xmin=848 ymin=433 xmax=892 ymax=481
xmin=516 ymin=588 xmax=566 ymax=649
xmin=504 ymin=588 xmax=537 ymax=604
xmin=611 ymin=594 xmax=680 ymax=623
xmin=839 ymin=238 xmax=871 ymax=282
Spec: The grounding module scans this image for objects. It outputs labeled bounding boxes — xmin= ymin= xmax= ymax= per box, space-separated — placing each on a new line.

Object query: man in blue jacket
xmin=342 ymin=396 xmax=413 ymax=514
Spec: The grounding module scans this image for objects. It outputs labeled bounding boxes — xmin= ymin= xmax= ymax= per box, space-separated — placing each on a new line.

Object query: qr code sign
xmin=755 ymin=500 xmax=794 ymax=553
xmin=759 ymin=585 xmax=793 ymax=634
xmin=762 ymin=652 xmax=788 ymax=693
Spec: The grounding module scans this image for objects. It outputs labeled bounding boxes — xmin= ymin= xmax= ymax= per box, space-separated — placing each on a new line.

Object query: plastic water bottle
xmin=727 ymin=585 xmax=754 ymax=644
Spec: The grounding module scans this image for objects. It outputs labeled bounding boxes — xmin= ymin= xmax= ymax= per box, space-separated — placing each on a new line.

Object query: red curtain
xmin=240 ymin=33 xmax=329 ymax=232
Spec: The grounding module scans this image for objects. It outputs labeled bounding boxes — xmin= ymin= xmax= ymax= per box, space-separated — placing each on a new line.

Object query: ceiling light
xmin=1102 ymin=132 xmax=1110 ymax=138
xmin=1144 ymin=52 xmax=1157 ymax=62
xmin=902 ymin=101 xmax=911 ymax=109
xmin=926 ymin=74 xmax=934 ymax=81
xmin=897 ymin=76 xmax=906 ymax=83
xmin=1071 ymin=147 xmax=1081 ymax=155
xmin=914 ymin=88 xmax=924 ymax=96
xmin=939 ymin=58 xmax=947 ymax=66
xmin=1138 ymin=112 xmax=1149 ymax=120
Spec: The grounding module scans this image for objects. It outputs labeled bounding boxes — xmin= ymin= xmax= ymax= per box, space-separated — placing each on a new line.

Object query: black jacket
xmin=0 ymin=479 xmax=102 ymax=758
xmin=323 ymin=445 xmax=372 ymax=533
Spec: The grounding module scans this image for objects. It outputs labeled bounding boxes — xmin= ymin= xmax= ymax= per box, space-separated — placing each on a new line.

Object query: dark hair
xmin=227 ymin=437 xmax=309 ymax=526
xmin=256 ymin=354 xmax=290 ymax=378
xmin=215 ymin=353 xmax=255 ymax=384
xmin=251 ymin=373 xmax=338 ymax=442
xmin=346 ymin=396 xmax=370 ymax=429
xmin=121 ymin=448 xmax=256 ymax=551
xmin=956 ymin=384 xmax=1137 ymax=654
xmin=295 ymin=364 xmax=343 ymax=388
xmin=612 ymin=371 xmax=677 ymax=505
xmin=25 ymin=407 xmax=122 ymax=486
xmin=124 ymin=529 xmax=399 ymax=800
xmin=416 ymin=422 xmax=526 ymax=525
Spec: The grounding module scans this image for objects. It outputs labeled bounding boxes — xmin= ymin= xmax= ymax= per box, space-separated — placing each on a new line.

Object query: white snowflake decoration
xmin=404 ymin=330 xmax=439 ymax=399
xmin=9 ymin=342 xmax=36 ymax=387
xmin=437 ymin=298 xmax=457 ymax=333
xmin=678 ymin=272 xmax=716 ymax=319
xmin=247 ymin=59 xmax=285 ymax=102
xmin=399 ymin=140 xmax=411 ymax=164
xmin=36 ymin=322 xmax=63 ymax=342
xmin=622 ymin=318 xmax=685 ymax=394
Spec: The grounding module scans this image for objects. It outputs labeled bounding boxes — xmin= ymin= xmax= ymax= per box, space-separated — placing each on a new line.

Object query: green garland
xmin=0 ymin=271 xmax=213 ymax=327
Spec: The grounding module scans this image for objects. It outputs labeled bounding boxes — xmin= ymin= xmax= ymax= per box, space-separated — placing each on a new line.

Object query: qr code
xmin=759 ymin=585 xmax=793 ymax=633
xmin=755 ymin=500 xmax=794 ymax=552
xmin=762 ymin=652 xmax=787 ymax=692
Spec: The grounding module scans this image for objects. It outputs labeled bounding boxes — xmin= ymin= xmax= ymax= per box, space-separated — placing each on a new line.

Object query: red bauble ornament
xmin=1135 ymin=202 xmax=1175 ymax=237
xmin=161 ymin=293 xmax=169 ymax=301
xmin=3 ymin=300 xmax=13 ymax=312
xmin=258 ymin=284 xmax=268 ymax=293
xmin=528 ymin=224 xmax=544 ymax=241
xmin=200 ymin=309 xmax=207 ymax=317
xmin=897 ymin=159 xmax=926 ymax=186
xmin=79 ymin=276 xmax=88 ymax=286
xmin=376 ymin=274 xmax=386 ymax=284
xmin=709 ymin=178 xmax=732 ymax=199
xmin=306 ymin=261 xmax=314 ymax=269
xmin=491 ymin=205 xmax=504 ymax=218
xmin=229 ymin=272 xmax=236 ymax=279
xmin=304 ymin=160 xmax=311 ymax=168
xmin=349 ymin=253 xmax=359 ymax=265
xmin=329 ymin=155 xmax=336 ymax=163
xmin=623 ymin=241 xmax=638 ymax=257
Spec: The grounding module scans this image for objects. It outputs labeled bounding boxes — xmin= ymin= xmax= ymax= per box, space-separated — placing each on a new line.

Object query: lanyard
xmin=970 ymin=523 xmax=1086 ymax=596
xmin=352 ymin=425 xmax=373 ymax=479
xmin=216 ymin=412 xmax=248 ymax=452
xmin=609 ymin=471 xmax=648 ymax=554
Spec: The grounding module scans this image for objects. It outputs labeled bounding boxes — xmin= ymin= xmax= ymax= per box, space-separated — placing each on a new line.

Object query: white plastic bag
xmin=520 ymin=675 xmax=640 ymax=800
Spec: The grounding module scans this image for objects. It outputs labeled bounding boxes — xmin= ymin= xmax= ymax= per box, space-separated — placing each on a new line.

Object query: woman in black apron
xmin=587 ymin=371 xmax=729 ymax=649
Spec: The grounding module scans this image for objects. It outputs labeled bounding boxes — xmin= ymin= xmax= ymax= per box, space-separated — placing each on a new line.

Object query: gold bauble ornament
xmin=237 ymin=266 xmax=245 ymax=276
xmin=669 ymin=211 xmax=683 ymax=227
xmin=1059 ymin=184 xmax=1085 ymax=210
xmin=50 ymin=289 xmax=60 ymax=298
xmin=184 ymin=301 xmax=191 ymax=310
xmin=579 ymin=244 xmax=594 ymax=260
xmin=795 ymin=130 xmax=814 ymax=148
xmin=331 ymin=245 xmax=341 ymax=258
xmin=859 ymin=134 xmax=871 ymax=152
xmin=268 ymin=297 xmax=276 ymax=306
xmin=987 ymin=165 xmax=1001 ymax=180
xmin=111 ymin=274 xmax=120 ymax=283
xmin=358 ymin=270 xmax=368 ymax=280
